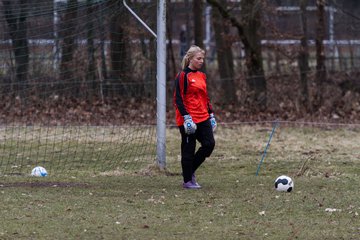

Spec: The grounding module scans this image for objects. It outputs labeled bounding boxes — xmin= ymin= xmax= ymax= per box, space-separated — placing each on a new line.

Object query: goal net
xmin=0 ymin=0 xmax=158 ymax=176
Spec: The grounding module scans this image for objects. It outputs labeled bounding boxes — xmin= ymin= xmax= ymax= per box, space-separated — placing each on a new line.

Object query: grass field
xmin=0 ymin=124 xmax=360 ymax=239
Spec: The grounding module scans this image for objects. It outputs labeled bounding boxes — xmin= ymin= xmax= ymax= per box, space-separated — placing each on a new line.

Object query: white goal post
xmin=123 ymin=0 xmax=167 ymax=169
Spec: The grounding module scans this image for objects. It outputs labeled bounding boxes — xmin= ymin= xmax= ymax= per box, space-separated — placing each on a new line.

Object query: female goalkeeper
xmin=173 ymin=45 xmax=217 ymax=189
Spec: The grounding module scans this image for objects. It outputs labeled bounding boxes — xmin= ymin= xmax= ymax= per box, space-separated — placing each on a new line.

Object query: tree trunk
xmin=193 ymin=0 xmax=204 ymax=49
xmin=86 ymin=0 xmax=96 ymax=98
xmin=184 ymin=0 xmax=191 ymax=53
xmin=99 ymin=1 xmax=108 ymax=98
xmin=207 ymin=0 xmax=267 ymax=109
xmin=110 ymin=5 xmax=130 ymax=96
xmin=212 ymin=1 xmax=236 ymax=103
xmin=3 ymin=0 xmax=29 ymax=97
xmin=166 ymin=0 xmax=177 ymax=79
xmin=60 ymin=0 xmax=78 ymax=95
xmin=315 ymin=0 xmax=327 ymax=110
xmin=298 ymin=0 xmax=310 ymax=111
xmin=240 ymin=0 xmax=266 ymax=109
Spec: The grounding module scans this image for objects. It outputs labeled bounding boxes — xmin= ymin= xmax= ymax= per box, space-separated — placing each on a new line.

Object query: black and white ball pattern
xmin=275 ymin=175 xmax=294 ymax=192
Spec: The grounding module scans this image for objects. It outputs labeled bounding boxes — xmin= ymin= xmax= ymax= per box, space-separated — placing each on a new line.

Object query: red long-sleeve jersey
xmin=173 ymin=67 xmax=213 ymax=126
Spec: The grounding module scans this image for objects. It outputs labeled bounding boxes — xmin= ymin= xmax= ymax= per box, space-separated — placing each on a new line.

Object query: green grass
xmin=0 ymin=125 xmax=360 ymax=239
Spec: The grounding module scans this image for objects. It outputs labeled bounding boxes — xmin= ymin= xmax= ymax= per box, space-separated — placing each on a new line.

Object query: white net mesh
xmin=0 ymin=0 xmax=158 ymax=175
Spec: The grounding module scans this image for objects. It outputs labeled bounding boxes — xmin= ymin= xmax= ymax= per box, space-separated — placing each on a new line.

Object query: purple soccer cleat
xmin=183 ymin=181 xmax=201 ymax=189
xmin=191 ymin=174 xmax=201 ymax=188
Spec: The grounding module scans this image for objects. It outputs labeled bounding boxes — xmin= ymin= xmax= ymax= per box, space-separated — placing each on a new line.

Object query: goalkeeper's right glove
xmin=183 ymin=115 xmax=197 ymax=135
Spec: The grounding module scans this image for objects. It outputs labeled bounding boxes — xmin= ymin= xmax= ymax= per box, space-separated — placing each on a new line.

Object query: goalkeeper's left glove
xmin=210 ymin=113 xmax=217 ymax=132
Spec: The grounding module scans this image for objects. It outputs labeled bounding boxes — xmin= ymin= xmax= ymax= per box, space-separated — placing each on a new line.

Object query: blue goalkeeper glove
xmin=183 ymin=115 xmax=197 ymax=135
xmin=210 ymin=113 xmax=217 ymax=132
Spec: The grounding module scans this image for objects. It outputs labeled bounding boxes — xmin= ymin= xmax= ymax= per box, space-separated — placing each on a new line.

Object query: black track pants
xmin=179 ymin=119 xmax=215 ymax=183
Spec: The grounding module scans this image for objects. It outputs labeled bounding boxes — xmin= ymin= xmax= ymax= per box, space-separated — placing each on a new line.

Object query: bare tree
xmin=193 ymin=0 xmax=204 ymax=49
xmin=98 ymin=1 xmax=108 ymax=90
xmin=212 ymin=0 xmax=236 ymax=103
xmin=2 ymin=0 xmax=29 ymax=97
xmin=60 ymin=0 xmax=78 ymax=91
xmin=314 ymin=0 xmax=327 ymax=110
xmin=86 ymin=0 xmax=96 ymax=97
xmin=109 ymin=4 xmax=130 ymax=95
xmin=298 ymin=0 xmax=310 ymax=110
xmin=207 ymin=0 xmax=267 ymax=109
xmin=166 ymin=0 xmax=177 ymax=79
xmin=240 ymin=0 xmax=266 ymax=109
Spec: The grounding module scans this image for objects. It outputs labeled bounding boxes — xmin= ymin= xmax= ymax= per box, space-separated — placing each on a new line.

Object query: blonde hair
xmin=181 ymin=45 xmax=205 ymax=69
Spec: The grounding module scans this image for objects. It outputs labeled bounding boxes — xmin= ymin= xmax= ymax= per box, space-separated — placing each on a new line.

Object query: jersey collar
xmin=184 ymin=66 xmax=198 ymax=73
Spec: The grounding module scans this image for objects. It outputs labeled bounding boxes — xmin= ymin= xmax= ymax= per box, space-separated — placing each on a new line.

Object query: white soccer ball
xmin=275 ymin=175 xmax=293 ymax=192
xmin=31 ymin=166 xmax=48 ymax=177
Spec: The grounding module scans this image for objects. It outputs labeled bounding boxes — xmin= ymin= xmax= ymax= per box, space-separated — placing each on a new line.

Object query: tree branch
xmin=206 ymin=0 xmax=250 ymax=49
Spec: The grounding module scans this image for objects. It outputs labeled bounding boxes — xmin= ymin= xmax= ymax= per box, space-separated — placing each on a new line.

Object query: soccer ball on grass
xmin=31 ymin=166 xmax=48 ymax=177
xmin=274 ymin=175 xmax=293 ymax=192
